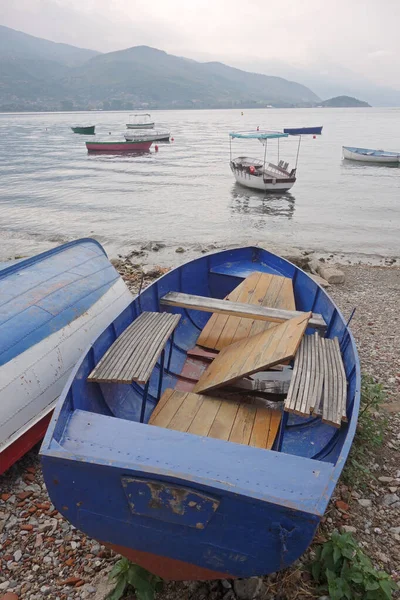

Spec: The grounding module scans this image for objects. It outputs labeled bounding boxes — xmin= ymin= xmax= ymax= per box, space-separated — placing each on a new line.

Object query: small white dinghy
xmin=343 ymin=146 xmax=400 ymax=164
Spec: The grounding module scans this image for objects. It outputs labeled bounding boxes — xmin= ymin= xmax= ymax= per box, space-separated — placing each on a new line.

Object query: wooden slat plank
xmin=249 ymin=406 xmax=272 ymax=449
xmin=248 ymin=275 xmax=285 ymax=338
xmin=284 ymin=337 xmax=304 ymax=413
xmin=167 ymin=392 xmax=205 ymax=432
xmin=208 ymin=398 xmax=240 ymax=441
xmin=187 ymin=396 xmax=222 ymax=437
xmin=161 ymin=292 xmax=326 ymax=331
xmin=197 ymin=272 xmax=261 ymax=348
xmin=193 ymin=313 xmax=310 ymax=394
xmin=333 ymin=337 xmax=348 ymax=422
xmin=149 ymin=388 xmax=175 ymax=422
xmin=267 ymin=409 xmax=283 ymax=449
xmin=229 ymin=273 xmax=279 ymax=345
xmin=229 ymin=402 xmax=257 ymax=445
xmin=88 ymin=312 xmax=180 ymax=384
xmin=148 ymin=390 xmax=188 ymax=428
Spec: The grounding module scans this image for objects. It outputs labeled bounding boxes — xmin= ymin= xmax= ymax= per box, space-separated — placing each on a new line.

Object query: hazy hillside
xmin=0 ymin=25 xmax=99 ymax=66
xmin=0 ymin=27 xmax=320 ymax=111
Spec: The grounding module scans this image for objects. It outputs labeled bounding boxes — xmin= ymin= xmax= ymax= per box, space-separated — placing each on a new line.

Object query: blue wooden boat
xmin=0 ymin=239 xmax=132 ymax=474
xmin=41 ymin=246 xmax=360 ymax=580
xmin=283 ymin=126 xmax=323 ymax=135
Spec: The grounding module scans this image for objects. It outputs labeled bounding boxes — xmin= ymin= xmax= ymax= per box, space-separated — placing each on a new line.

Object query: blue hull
xmin=41 ymin=247 xmax=360 ymax=579
xmin=283 ymin=126 xmax=323 ymax=135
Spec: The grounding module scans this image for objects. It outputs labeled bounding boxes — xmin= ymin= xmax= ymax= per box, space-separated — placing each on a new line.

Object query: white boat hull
xmin=0 ymin=278 xmax=132 ymax=458
xmin=124 ymin=131 xmax=170 ymax=142
xmin=126 ymin=123 xmax=155 ymax=129
xmin=231 ymin=164 xmax=295 ymax=192
xmin=343 ymin=147 xmax=400 ymax=163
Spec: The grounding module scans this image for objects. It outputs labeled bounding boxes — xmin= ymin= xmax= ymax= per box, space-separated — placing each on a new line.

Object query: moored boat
xmin=0 ymin=239 xmax=132 ymax=475
xmin=342 ymin=146 xmax=400 ymax=164
xmin=229 ymin=131 xmax=298 ymax=192
xmin=41 ymin=246 xmax=360 ymax=580
xmin=71 ymin=125 xmax=96 ymax=135
xmin=86 ymin=140 xmax=153 ymax=152
xmin=126 ymin=113 xmax=155 ymax=129
xmin=124 ymin=130 xmax=170 ymax=142
xmin=284 ymin=126 xmax=323 ymax=135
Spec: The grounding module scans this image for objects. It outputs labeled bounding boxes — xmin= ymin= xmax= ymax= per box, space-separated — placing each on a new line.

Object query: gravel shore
xmin=1 ymin=255 xmax=399 ymax=600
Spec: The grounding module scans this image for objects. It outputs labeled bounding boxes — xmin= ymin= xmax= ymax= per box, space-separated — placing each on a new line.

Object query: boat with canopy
xmin=229 ymin=130 xmax=301 ymax=192
xmin=126 ymin=113 xmax=155 ymax=129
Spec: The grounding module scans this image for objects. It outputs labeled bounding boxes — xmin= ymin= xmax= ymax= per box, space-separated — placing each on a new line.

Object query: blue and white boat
xmin=343 ymin=146 xmax=400 ymax=164
xmin=41 ymin=246 xmax=360 ymax=581
xmin=0 ymin=239 xmax=132 ymax=474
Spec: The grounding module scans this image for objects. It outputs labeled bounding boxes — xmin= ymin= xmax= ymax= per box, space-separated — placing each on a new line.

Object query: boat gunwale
xmin=0 ymin=237 xmax=106 ymax=281
xmin=40 ymin=245 xmax=361 ymax=519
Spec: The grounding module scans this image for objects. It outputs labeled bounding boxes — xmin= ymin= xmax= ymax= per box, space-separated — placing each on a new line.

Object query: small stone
xmin=374 ymin=527 xmax=382 ymax=534
xmin=175 ymin=246 xmax=185 ymax=253
xmin=40 ymin=585 xmax=51 ymax=595
xmin=382 ymin=493 xmax=399 ymax=506
xmin=59 ymin=577 xmax=82 ymax=587
xmin=233 ymin=577 xmax=263 ymax=599
xmin=32 ymin=565 xmax=40 ymax=572
xmin=335 ymin=500 xmax=349 ymax=512
xmin=316 ymin=265 xmax=345 ymax=284
xmin=376 ymin=552 xmax=389 ymax=564
xmin=358 ymin=498 xmax=372 ymax=507
xmin=221 ymin=580 xmax=232 ymax=589
xmin=389 ymin=487 xmax=398 ymax=493
xmin=85 ymin=586 xmax=96 ymax=594
xmin=390 ymin=526 xmax=400 ymax=535
xmin=13 ymin=550 xmax=22 ymax=562
xmin=378 ymin=476 xmax=394 ymax=483
xmin=310 ymin=274 xmax=331 ymax=288
xmin=1 ymin=593 xmax=19 ymax=600
xmin=0 ymin=581 xmax=10 ymax=590
xmin=341 ymin=525 xmax=357 ymax=533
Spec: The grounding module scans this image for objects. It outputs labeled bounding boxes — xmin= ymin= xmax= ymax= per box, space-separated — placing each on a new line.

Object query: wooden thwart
xmin=88 ymin=311 xmax=180 ymax=384
xmin=194 ymin=272 xmax=298 ymax=351
xmin=284 ymin=334 xmax=347 ymax=427
xmin=193 ymin=312 xmax=311 ymax=394
xmin=149 ymin=389 xmax=282 ymax=450
xmin=161 ymin=292 xmax=326 ymax=331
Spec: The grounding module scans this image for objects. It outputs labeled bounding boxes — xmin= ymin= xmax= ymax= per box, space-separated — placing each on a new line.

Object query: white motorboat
xmin=126 ymin=113 xmax=155 ymax=129
xmin=229 ymin=131 xmax=299 ymax=192
xmin=343 ymin=146 xmax=400 ymax=164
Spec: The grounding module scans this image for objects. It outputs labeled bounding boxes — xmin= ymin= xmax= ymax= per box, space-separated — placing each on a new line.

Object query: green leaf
xmin=311 ymin=560 xmax=321 ymax=582
xmin=106 ymin=575 xmax=128 ymax=600
xmin=348 ymin=569 xmax=364 ymax=584
xmin=365 ymin=580 xmax=380 ymax=591
xmin=379 ymin=579 xmax=395 ymax=600
xmin=333 ymin=545 xmax=343 ymax=565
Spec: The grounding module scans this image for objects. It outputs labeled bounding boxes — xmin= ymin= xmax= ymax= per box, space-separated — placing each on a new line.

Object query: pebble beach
xmin=1 ymin=246 xmax=399 ymax=600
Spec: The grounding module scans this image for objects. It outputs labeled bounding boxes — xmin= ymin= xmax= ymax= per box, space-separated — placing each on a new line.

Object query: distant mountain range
xmin=0 ymin=25 xmax=370 ymax=111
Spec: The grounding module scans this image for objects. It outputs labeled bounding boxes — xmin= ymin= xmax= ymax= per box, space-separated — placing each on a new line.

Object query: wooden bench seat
xmin=88 ymin=311 xmax=180 ymax=385
xmin=149 ymin=389 xmax=282 ymax=450
xmin=284 ymin=333 xmax=347 ymax=428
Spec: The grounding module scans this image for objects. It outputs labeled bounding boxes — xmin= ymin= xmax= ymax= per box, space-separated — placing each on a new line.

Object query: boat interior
xmin=59 ymin=248 xmax=358 ymax=468
xmin=231 ymin=157 xmax=296 ymax=179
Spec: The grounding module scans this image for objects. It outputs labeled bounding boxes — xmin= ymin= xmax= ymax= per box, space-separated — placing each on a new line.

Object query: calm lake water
xmin=0 ymin=108 xmax=400 ymax=261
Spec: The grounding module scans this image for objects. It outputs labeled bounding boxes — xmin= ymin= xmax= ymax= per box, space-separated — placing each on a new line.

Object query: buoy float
xmin=249 ymin=165 xmax=255 ymax=174
xmin=155 ymin=144 xmax=159 ymax=152
xmin=171 ymin=137 xmax=174 ymax=142
xmin=313 ymin=135 xmax=316 ymax=139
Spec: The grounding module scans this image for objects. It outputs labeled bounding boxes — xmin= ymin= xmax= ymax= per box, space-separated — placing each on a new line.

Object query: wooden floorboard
xmin=195 ymin=272 xmax=299 ymax=351
xmin=193 ymin=312 xmax=311 ymax=394
xmin=149 ymin=389 xmax=281 ymax=449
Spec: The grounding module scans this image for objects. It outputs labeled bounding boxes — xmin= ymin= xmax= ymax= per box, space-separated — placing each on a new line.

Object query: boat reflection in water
xmin=231 ymin=183 xmax=295 ymax=220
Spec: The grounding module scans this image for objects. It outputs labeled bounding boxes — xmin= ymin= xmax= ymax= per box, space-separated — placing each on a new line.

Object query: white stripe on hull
xmin=232 ymin=171 xmax=295 ymax=192
xmin=0 ymin=278 xmax=132 ymax=452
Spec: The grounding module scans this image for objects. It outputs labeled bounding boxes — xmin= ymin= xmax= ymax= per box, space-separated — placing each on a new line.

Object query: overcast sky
xmin=1 ymin=0 xmax=400 ymax=89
